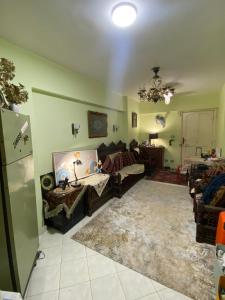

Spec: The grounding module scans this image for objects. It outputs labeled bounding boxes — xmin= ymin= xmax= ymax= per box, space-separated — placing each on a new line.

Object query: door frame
xmin=180 ymin=108 xmax=217 ymax=165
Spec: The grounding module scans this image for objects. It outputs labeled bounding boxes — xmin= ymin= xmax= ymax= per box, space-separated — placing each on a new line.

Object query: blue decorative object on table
xmin=96 ymin=160 xmax=102 ymax=173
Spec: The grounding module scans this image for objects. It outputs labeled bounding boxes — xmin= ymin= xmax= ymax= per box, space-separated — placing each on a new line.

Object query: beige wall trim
xmin=32 ymin=87 xmax=125 ymax=113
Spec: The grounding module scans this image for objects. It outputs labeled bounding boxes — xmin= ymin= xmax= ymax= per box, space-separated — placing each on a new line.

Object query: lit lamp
xmin=149 ymin=133 xmax=158 ymax=146
xmin=72 ymin=159 xmax=82 ymax=187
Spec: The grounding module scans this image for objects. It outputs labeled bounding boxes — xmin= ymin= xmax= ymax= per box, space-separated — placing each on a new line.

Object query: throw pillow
xmin=211 ymin=186 xmax=225 ymax=207
xmin=203 ymin=173 xmax=225 ymax=204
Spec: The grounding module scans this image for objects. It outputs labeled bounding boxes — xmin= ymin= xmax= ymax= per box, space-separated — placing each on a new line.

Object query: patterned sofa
xmin=97 ymin=141 xmax=145 ymax=198
xmin=191 ymin=165 xmax=225 ymax=245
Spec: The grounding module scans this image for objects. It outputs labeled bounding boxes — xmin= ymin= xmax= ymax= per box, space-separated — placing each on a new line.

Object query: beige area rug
xmin=73 ymin=180 xmax=215 ymax=300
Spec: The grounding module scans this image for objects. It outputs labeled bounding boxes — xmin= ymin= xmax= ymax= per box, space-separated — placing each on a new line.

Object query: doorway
xmin=181 ymin=110 xmax=216 ymax=164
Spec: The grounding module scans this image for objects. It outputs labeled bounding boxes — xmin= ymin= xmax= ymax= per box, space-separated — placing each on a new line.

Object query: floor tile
xmin=60 ymin=258 xmax=89 ymax=288
xmin=87 ymin=252 xmax=116 ymax=280
xmin=25 ymin=290 xmax=59 ymax=300
xmin=62 ymin=240 xmax=86 ymax=262
xmin=118 ymin=269 xmax=155 ymax=300
xmin=26 ymin=264 xmax=60 ymax=296
xmin=86 ymin=247 xmax=99 ymax=257
xmin=151 ymin=279 xmax=167 ymax=292
xmin=158 ymin=288 xmax=193 ymax=300
xmin=36 ymin=246 xmax=62 ymax=268
xmin=114 ymin=261 xmax=129 ymax=273
xmin=59 ymin=281 xmax=92 ymax=300
xmin=138 ymin=293 xmax=161 ymax=300
xmin=39 ymin=231 xmax=63 ymax=249
xmin=91 ymin=274 xmax=125 ymax=300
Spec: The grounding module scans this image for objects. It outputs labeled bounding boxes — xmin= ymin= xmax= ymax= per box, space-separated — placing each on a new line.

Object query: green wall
xmin=32 ymin=92 xmax=126 ymax=176
xmin=124 ymin=97 xmax=140 ymax=144
xmin=0 ymin=38 xmax=127 ymax=233
xmin=140 ymin=111 xmax=182 ymax=169
xmin=216 ymin=84 xmax=225 ymax=154
xmin=0 ymin=36 xmax=223 ymax=231
xmin=139 ymin=92 xmax=220 ymax=169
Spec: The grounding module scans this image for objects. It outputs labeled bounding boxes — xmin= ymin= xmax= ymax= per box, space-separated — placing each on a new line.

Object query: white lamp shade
xmin=164 ymin=90 xmax=173 ymax=105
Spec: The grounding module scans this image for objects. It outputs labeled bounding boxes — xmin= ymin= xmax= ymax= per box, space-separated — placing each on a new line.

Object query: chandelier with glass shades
xmin=137 ymin=67 xmax=175 ymax=104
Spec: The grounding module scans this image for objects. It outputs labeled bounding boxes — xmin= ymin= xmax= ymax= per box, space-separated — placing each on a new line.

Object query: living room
xmin=0 ymin=1 xmax=225 ymax=300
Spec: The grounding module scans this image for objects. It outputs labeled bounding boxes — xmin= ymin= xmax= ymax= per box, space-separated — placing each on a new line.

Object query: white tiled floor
xmin=25 ymin=200 xmax=193 ymax=300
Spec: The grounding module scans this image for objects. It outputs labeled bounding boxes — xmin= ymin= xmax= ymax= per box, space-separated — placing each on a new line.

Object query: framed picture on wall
xmin=88 ymin=111 xmax=108 ymax=138
xmin=132 ymin=112 xmax=137 ymax=128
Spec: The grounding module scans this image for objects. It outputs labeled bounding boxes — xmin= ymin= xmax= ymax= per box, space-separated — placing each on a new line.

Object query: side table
xmin=80 ymin=173 xmax=114 ymax=216
xmin=43 ymin=185 xmax=87 ymax=233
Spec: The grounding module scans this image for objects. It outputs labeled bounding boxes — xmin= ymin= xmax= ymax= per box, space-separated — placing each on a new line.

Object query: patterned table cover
xmin=80 ymin=173 xmax=110 ymax=197
xmin=44 ymin=185 xmax=87 ymax=219
xmin=181 ymin=157 xmax=225 ymax=174
xmin=43 ymin=173 xmax=110 ymax=219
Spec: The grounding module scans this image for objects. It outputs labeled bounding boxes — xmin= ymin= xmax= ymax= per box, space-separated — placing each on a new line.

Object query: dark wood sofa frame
xmin=42 ymin=140 xmax=146 ymax=232
xmin=194 ymin=194 xmax=225 ymax=245
xmin=97 ymin=140 xmax=145 ymax=198
xmin=85 ymin=176 xmax=114 ymax=216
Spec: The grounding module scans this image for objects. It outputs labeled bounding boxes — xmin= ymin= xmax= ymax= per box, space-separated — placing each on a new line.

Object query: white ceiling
xmin=0 ymin=0 xmax=225 ymax=99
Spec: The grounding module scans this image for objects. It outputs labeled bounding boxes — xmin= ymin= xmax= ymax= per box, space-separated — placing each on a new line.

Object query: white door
xmin=181 ymin=110 xmax=216 ymax=164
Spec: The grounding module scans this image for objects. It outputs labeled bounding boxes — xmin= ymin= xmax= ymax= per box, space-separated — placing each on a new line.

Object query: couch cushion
xmin=117 ymin=164 xmax=144 ymax=181
xmin=210 ymin=185 xmax=225 ymax=207
xmin=203 ymin=173 xmax=225 ymax=204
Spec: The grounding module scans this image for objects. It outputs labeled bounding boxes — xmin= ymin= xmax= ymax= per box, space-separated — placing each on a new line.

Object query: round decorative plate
xmin=41 ymin=174 xmax=55 ymax=191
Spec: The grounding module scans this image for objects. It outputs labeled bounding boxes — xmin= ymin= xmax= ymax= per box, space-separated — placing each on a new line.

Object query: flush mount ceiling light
xmin=137 ymin=67 xmax=175 ymax=105
xmin=111 ymin=3 xmax=137 ymax=27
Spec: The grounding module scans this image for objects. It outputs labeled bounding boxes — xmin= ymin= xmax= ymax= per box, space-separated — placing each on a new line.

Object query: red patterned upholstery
xmin=121 ymin=152 xmax=133 ymax=167
xmin=128 ymin=152 xmax=136 ymax=164
xmin=102 ymin=155 xmax=114 ymax=173
xmin=113 ymin=154 xmax=123 ymax=172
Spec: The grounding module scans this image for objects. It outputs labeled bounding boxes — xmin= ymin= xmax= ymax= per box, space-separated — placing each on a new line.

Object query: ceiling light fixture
xmin=137 ymin=67 xmax=175 ymax=104
xmin=111 ymin=3 xmax=137 ymax=27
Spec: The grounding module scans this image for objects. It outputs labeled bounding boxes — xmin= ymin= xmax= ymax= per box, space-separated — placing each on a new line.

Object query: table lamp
xmin=72 ymin=159 xmax=82 ymax=187
xmin=149 ymin=133 xmax=158 ymax=146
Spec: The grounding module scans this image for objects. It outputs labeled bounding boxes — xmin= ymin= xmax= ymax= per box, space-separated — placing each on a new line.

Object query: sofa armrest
xmin=196 ymin=200 xmax=225 ymax=226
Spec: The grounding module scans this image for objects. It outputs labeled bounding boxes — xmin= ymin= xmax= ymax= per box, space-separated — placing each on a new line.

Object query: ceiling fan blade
xmin=165 ymin=81 xmax=182 ymax=88
xmin=175 ymin=91 xmax=197 ymax=96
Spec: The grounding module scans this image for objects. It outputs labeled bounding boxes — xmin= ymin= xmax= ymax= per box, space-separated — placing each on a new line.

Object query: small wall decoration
xmin=155 ymin=114 xmax=166 ymax=128
xmin=88 ymin=111 xmax=107 ymax=138
xmin=132 ymin=112 xmax=137 ymax=128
